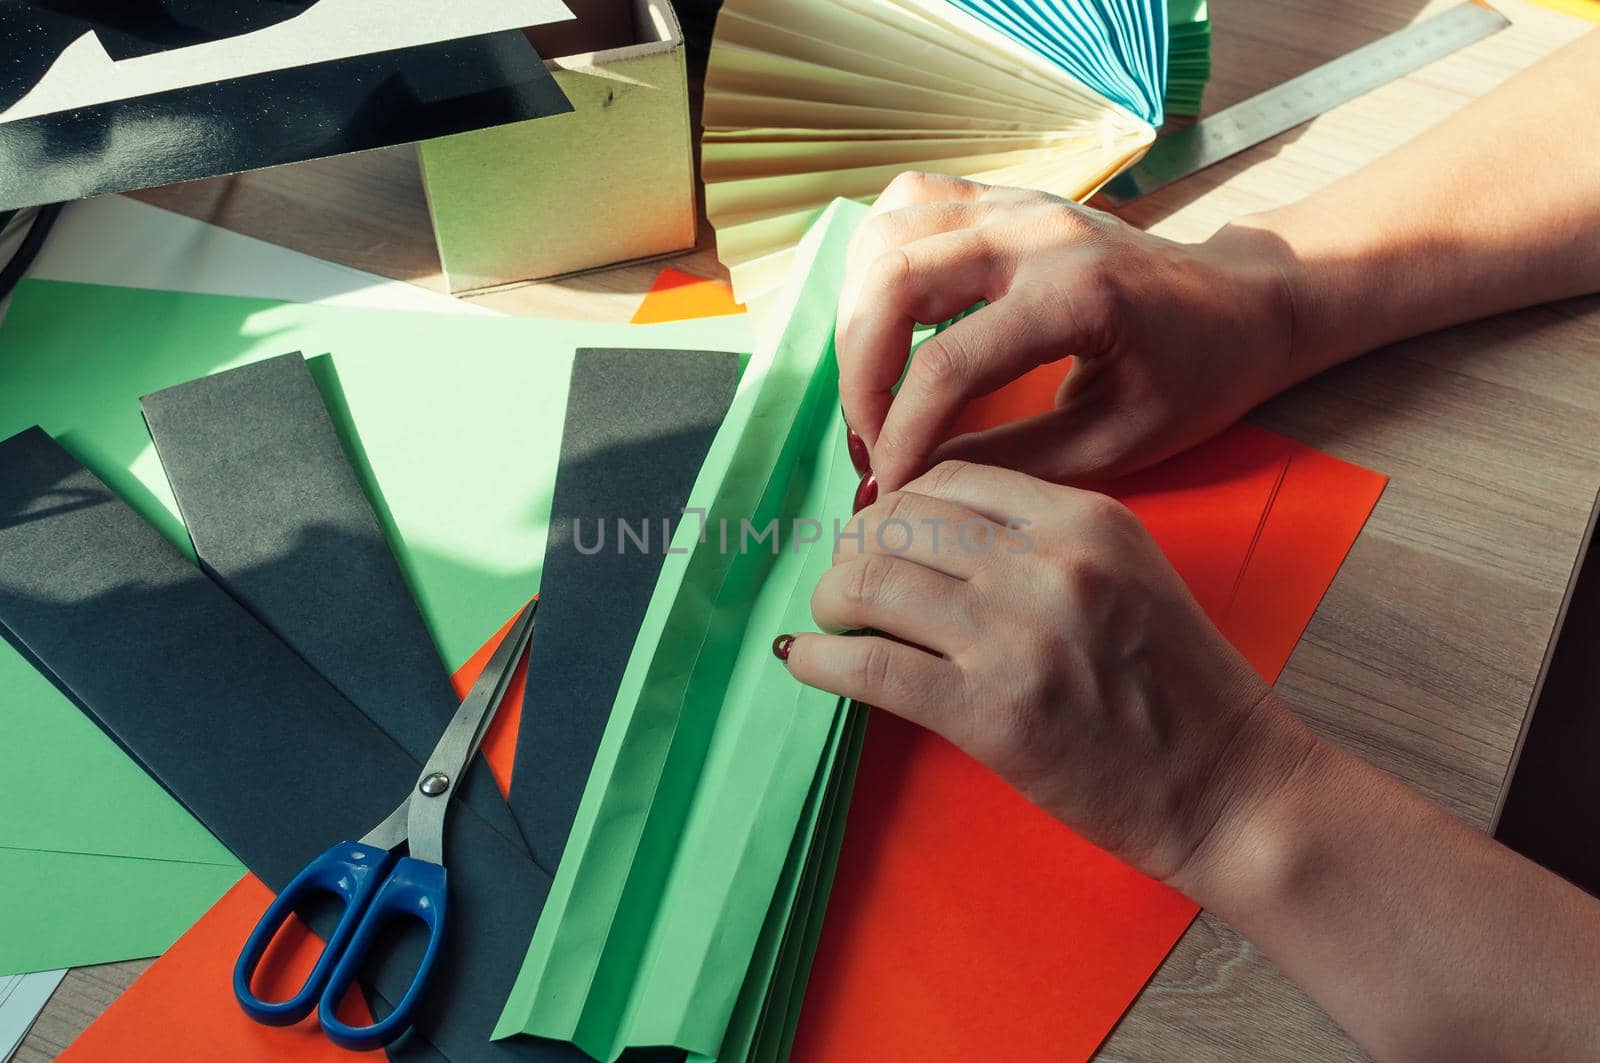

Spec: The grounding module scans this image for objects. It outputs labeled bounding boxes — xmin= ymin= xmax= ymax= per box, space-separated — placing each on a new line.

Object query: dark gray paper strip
xmin=0 ymin=427 xmax=581 ymax=1063
xmin=140 ymin=354 xmax=527 ymax=860
xmin=509 ymin=347 xmax=742 ymax=869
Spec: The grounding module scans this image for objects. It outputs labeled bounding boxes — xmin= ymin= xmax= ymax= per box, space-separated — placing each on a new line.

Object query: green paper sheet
xmin=494 ymin=199 xmax=872 ymax=1062
xmin=1 ymin=660 xmax=235 ymax=865
xmin=709 ymin=703 xmax=867 ymax=1063
xmin=0 ymin=851 xmax=244 ymax=976
xmin=0 ymin=659 xmax=243 ymax=975
xmin=0 ymin=281 xmax=755 ymax=975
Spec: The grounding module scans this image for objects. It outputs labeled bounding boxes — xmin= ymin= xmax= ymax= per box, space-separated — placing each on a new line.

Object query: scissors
xmin=233 ymin=599 xmax=538 ymax=1050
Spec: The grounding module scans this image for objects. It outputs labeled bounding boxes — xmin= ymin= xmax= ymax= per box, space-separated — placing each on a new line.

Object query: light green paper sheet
xmin=708 ymin=702 xmax=867 ymax=1063
xmin=494 ymin=198 xmax=871 ymax=1061
xmin=0 ymin=657 xmax=243 ymax=975
xmin=0 ymin=851 xmax=245 ymax=976
xmin=0 ymin=281 xmax=755 ymax=975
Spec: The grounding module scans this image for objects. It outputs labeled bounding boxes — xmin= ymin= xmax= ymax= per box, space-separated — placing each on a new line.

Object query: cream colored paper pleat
xmin=703 ymin=0 xmax=1156 ymax=306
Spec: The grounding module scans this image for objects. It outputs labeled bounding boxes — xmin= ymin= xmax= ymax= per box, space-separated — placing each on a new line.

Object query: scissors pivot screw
xmin=419 ymin=772 xmax=451 ymax=797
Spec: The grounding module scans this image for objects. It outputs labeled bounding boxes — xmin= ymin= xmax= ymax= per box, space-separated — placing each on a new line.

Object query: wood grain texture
xmin=25 ymin=0 xmax=1600 ymax=1059
xmin=17 ymin=961 xmax=147 ymax=1063
xmin=1100 ymin=3 xmax=1599 ymax=1060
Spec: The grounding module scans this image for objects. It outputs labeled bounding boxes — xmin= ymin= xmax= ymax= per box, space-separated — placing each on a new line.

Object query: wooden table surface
xmin=20 ymin=1 xmax=1600 ymax=1059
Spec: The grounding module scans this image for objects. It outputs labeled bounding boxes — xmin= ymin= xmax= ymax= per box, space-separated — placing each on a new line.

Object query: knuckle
xmin=886 ymin=170 xmax=931 ymax=197
xmin=919 ymin=459 xmax=973 ymax=496
xmin=1059 ymin=550 xmax=1116 ymax=608
xmin=1030 ymin=556 xmax=1079 ymax=603
xmin=874 ymin=488 xmax=915 ymax=535
xmin=832 ymin=516 xmax=866 ymax=564
xmin=873 ymin=488 xmax=902 ymax=524
xmin=988 ymin=651 xmax=1053 ymax=744
xmin=1033 ymin=200 xmax=1091 ymax=242
xmin=853 ymin=640 xmax=897 ymax=696
xmin=865 ymin=247 xmax=915 ymax=302
xmin=911 ymin=333 xmax=967 ymax=395
xmin=848 ymin=216 xmax=893 ymax=267
xmin=879 ymin=171 xmax=937 ymax=211
xmin=1084 ymin=264 xmax=1128 ymax=330
xmin=845 ymin=555 xmax=891 ymax=609
xmin=1080 ymin=492 xmax=1139 ymax=536
xmin=809 ymin=575 xmax=839 ymax=628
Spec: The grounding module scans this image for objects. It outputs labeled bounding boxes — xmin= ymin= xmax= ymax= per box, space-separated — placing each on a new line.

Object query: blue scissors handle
xmin=319 ymin=856 xmax=448 ymax=1051
xmin=232 ymin=839 xmax=448 ymax=1051
xmin=233 ymin=840 xmax=394 ymax=1027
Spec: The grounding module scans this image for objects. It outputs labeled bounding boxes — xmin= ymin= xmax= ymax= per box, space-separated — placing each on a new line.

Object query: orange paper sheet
xmin=59 ymin=875 xmax=373 ymax=1063
xmin=452 ymin=606 xmax=532 ymax=798
xmin=629 ymin=268 xmax=745 ymax=324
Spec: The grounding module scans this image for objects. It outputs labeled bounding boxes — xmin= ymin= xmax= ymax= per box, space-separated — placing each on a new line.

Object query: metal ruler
xmin=1101 ymin=1 xmax=1510 ymax=206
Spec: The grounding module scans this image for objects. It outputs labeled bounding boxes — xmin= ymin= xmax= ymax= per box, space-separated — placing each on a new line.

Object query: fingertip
xmin=777 ymin=632 xmax=822 ymax=688
xmin=865 ymin=444 xmax=915 ymax=495
xmin=852 ymin=473 xmax=879 ymax=514
xmin=845 ymin=421 xmax=871 ymax=477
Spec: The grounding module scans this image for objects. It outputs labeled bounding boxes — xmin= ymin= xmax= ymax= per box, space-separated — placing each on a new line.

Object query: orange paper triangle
xmin=629 ymin=268 xmax=745 ymax=324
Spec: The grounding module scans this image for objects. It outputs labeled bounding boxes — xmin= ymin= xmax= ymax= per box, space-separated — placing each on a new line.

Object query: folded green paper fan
xmin=494 ymin=199 xmax=871 ymax=1063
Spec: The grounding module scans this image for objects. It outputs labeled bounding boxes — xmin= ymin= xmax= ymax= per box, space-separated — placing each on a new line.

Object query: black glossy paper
xmin=0 ymin=2 xmax=571 ymax=211
xmin=509 ymin=347 xmax=742 ymax=869
xmin=0 ymin=427 xmax=584 ymax=1063
xmin=1 ymin=3 xmax=320 ymax=106
xmin=140 ymin=354 xmax=528 ymax=860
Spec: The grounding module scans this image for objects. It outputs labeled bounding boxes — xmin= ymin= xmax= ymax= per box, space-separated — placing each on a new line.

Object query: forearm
xmin=1212 ymin=31 xmax=1600 ymax=384
xmin=1175 ymin=708 xmax=1600 ymax=1062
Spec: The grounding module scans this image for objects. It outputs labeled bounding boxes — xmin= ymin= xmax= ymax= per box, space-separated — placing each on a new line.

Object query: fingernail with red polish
xmin=853 ymin=473 xmax=878 ymax=514
xmin=846 ymin=426 xmax=870 ymax=477
xmin=772 ymin=634 xmax=796 ymax=661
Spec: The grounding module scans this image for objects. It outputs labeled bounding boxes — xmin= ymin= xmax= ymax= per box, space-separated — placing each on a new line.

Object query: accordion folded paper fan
xmin=703 ymin=0 xmax=1209 ymax=304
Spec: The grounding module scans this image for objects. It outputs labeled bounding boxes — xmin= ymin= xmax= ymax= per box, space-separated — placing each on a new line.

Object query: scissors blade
xmin=405 ymin=598 xmax=537 ymax=865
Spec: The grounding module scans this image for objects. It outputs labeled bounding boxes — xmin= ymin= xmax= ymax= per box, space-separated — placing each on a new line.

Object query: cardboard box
xmin=418 ymin=0 xmax=698 ymax=293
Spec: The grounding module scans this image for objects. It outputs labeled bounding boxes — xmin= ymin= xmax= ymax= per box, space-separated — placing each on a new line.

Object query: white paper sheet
xmin=16 ymin=195 xmax=488 ymax=316
xmin=0 ymin=970 xmax=66 ymax=1063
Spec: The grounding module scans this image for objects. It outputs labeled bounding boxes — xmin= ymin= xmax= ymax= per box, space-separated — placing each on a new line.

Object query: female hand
xmin=778 ymin=459 xmax=1318 ymax=885
xmin=836 ymin=171 xmax=1300 ymax=494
